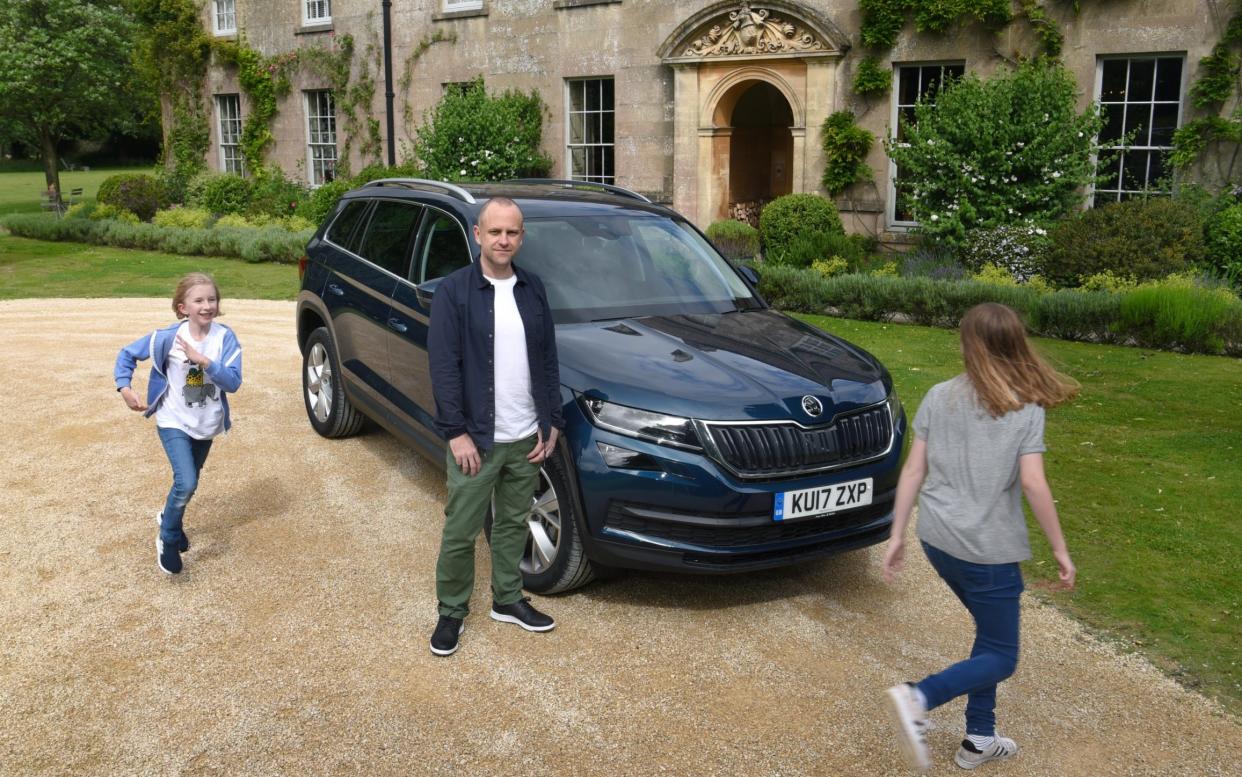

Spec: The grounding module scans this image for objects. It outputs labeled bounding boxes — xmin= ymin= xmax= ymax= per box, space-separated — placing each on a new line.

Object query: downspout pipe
xmin=382 ymin=0 xmax=396 ymax=165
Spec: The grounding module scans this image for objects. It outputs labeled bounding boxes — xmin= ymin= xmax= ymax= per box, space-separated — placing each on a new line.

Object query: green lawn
xmin=0 ymin=166 xmax=157 ymax=216
xmin=800 ymin=313 xmax=1241 ymax=713
xmin=0 ymin=235 xmax=299 ymax=300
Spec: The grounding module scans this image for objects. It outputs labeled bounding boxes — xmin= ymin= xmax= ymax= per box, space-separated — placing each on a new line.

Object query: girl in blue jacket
xmin=114 ymin=273 xmax=243 ymax=575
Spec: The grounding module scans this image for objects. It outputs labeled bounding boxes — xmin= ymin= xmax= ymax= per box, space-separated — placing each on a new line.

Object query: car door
xmin=385 ymin=206 xmax=473 ymax=447
xmin=328 ymin=198 xmax=422 ymax=407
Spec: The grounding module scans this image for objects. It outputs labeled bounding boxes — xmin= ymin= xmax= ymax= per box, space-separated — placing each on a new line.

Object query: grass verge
xmin=799 ymin=313 xmax=1241 ymax=714
xmin=0 ymin=235 xmax=298 ymax=300
xmin=0 ymin=166 xmax=157 ymax=216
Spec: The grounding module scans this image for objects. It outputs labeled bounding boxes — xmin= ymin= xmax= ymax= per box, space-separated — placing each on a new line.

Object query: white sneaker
xmin=955 ymin=736 xmax=1018 ymax=769
xmin=886 ymin=684 xmax=931 ymax=772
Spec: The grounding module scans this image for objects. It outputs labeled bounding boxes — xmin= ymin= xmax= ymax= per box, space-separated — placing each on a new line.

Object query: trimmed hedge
xmin=96 ymin=173 xmax=169 ymax=222
xmin=754 ymin=262 xmax=1241 ymax=355
xmin=705 ymin=219 xmax=760 ymax=263
xmin=759 ymin=194 xmax=843 ymax=263
xmin=1 ymin=213 xmax=310 ymax=264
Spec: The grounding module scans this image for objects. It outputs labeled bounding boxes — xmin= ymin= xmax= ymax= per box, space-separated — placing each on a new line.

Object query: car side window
xmin=326 ymin=199 xmax=370 ymax=254
xmin=357 ymin=200 xmax=423 ymax=278
xmin=418 ymin=212 xmax=471 ymax=283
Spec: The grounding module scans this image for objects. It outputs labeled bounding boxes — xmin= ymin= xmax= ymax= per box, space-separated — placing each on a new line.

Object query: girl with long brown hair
xmin=881 ymin=303 xmax=1078 ymax=771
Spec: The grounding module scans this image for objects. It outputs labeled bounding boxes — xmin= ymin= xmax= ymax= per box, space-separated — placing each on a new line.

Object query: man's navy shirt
xmin=428 ymin=259 xmax=563 ymax=450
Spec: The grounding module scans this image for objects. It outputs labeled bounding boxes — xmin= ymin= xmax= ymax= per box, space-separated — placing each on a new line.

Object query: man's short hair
xmin=476 ymin=196 xmax=522 ymax=229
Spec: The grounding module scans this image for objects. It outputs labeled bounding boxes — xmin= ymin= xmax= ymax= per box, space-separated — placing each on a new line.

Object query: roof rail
xmin=503 ymin=178 xmax=652 ymax=203
xmin=363 ymin=178 xmax=477 ymax=204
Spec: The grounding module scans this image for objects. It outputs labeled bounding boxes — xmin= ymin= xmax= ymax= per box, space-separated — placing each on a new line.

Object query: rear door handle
xmin=387 ymin=317 xmax=408 ymax=333
xmin=327 ymin=283 xmax=345 ymax=296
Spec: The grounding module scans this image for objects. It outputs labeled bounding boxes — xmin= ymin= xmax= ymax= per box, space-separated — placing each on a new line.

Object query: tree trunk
xmin=40 ymin=129 xmax=62 ymax=206
xmin=160 ymin=93 xmax=176 ymax=170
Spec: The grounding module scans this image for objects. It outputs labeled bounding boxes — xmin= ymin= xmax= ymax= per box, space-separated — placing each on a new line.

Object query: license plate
xmin=774 ymin=477 xmax=873 ymax=522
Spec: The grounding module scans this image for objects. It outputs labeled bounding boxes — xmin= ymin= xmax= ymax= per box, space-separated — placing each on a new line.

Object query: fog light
xmin=597 ymin=442 xmax=660 ymax=470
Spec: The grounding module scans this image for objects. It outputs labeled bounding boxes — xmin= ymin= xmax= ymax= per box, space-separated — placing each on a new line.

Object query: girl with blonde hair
xmin=114 ymin=273 xmax=243 ymax=575
xmin=882 ymin=302 xmax=1078 ymax=771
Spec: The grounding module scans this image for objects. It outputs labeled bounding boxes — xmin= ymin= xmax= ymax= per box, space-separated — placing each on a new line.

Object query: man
xmin=427 ymin=196 xmax=563 ymax=657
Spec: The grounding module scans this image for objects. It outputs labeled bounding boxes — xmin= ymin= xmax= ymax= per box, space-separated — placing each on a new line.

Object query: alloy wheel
xmin=305 ymin=342 xmax=334 ymax=423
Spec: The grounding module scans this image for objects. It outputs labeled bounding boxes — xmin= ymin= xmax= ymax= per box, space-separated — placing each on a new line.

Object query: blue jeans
xmin=157 ymin=427 xmax=213 ymax=546
xmin=915 ymin=541 xmax=1023 ymax=737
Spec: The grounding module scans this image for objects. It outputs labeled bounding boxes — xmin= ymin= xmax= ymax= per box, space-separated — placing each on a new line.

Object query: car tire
xmin=302 ymin=327 xmax=365 ymax=439
xmin=484 ymin=447 xmax=596 ymax=594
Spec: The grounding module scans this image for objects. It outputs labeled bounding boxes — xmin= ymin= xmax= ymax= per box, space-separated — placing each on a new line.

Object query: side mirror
xmin=738 ymin=265 xmax=759 ymax=285
xmin=416 ymin=276 xmax=444 ymax=308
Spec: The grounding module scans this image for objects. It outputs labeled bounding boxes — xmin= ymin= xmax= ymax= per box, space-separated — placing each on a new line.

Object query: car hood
xmin=556 ymin=310 xmax=890 ymax=421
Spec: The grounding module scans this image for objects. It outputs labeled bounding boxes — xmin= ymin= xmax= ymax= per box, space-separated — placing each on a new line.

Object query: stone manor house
xmin=202 ymin=1 xmax=1224 ymax=239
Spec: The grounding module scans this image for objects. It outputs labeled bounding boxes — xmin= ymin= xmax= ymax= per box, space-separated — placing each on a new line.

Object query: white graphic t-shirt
xmin=155 ymin=322 xmax=227 ymax=440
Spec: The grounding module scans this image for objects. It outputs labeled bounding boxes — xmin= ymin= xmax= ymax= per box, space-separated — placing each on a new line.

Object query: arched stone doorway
xmin=724 ymin=81 xmax=793 ymax=225
xmin=658 ymin=1 xmax=849 ymax=226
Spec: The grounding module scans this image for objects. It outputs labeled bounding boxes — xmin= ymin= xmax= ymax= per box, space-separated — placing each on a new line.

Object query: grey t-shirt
xmin=913 ymin=375 xmax=1046 ymax=564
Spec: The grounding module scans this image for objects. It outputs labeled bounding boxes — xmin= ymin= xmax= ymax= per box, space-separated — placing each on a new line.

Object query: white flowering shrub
xmin=961 ymin=224 xmax=1052 ymax=281
xmin=413 ymin=78 xmax=552 ymax=182
xmin=885 ymin=60 xmax=1103 ymax=247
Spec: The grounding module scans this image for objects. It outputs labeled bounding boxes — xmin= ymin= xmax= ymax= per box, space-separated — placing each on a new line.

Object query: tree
xmin=0 ymin=0 xmax=143 ymax=197
xmin=884 ymin=59 xmax=1103 ymax=247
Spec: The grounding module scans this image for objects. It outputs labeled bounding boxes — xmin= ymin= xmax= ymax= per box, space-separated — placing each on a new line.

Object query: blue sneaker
xmin=155 ymin=512 xmax=189 ymax=552
xmin=156 ymin=537 xmax=182 ymax=575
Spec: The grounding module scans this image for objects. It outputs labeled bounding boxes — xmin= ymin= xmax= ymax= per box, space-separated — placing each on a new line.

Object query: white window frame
xmin=565 ymin=77 xmax=616 ymax=185
xmin=216 ymin=94 xmax=244 ymax=175
xmin=211 ymin=0 xmax=236 ymax=36
xmin=303 ymin=0 xmax=331 ymax=26
xmin=887 ymin=61 xmax=965 ymax=229
xmin=305 ymin=90 xmax=338 ymax=187
xmin=1092 ymin=54 xmax=1186 ymax=205
xmin=443 ymin=0 xmax=483 ymax=12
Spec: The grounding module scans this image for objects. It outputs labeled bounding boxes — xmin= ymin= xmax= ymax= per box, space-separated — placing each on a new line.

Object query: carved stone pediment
xmin=685 ymin=4 xmax=823 ymax=57
xmin=659 ymin=1 xmax=847 ymax=63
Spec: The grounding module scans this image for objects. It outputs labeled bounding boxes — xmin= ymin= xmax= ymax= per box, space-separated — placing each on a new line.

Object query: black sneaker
xmin=490 ymin=597 xmax=555 ymax=632
xmin=156 ymin=537 xmax=182 ymax=575
xmin=155 ymin=512 xmax=189 ymax=552
xmin=430 ymin=616 xmax=464 ymax=656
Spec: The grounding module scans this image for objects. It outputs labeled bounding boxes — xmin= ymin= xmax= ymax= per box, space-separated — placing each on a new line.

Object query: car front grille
xmin=700 ymin=405 xmax=893 ymax=478
xmin=604 ymin=501 xmax=889 ymax=550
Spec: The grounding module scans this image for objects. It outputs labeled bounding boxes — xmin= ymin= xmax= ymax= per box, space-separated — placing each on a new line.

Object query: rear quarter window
xmin=326 ymin=199 xmax=370 ymax=255
xmin=357 ymin=200 xmax=423 ymax=278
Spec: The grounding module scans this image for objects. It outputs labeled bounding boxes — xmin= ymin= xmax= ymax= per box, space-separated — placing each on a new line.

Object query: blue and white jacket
xmin=114 ymin=322 xmax=244 ymax=431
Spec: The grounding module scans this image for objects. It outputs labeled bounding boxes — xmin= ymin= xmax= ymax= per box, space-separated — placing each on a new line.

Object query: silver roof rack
xmin=363 ymin=178 xmax=477 ymax=204
xmin=503 ymin=178 xmax=652 ymax=203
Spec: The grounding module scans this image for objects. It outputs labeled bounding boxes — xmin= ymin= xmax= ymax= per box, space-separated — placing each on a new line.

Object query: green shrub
xmin=961 ymin=224 xmax=1052 ymax=281
xmin=1118 ymin=280 xmax=1242 ymax=354
xmin=759 ymin=194 xmax=843 ymax=263
xmin=900 ymin=243 xmax=967 ymax=281
xmin=64 ymin=202 xmax=96 ymax=220
xmin=414 ymin=77 xmax=553 ymax=181
xmin=1078 ymin=270 xmax=1139 ymax=293
xmin=1028 ymin=289 xmax=1123 ymax=343
xmin=820 ymin=111 xmax=874 ymax=196
xmin=95 ymin=173 xmax=169 ymax=222
xmin=1204 ymin=203 xmax=1242 ymax=282
xmin=200 ymin=174 xmax=255 ymax=215
xmin=852 ymin=56 xmax=891 ymax=96
xmin=811 ymin=257 xmax=849 ymax=278
xmin=884 ymin=59 xmax=1101 ymax=246
xmin=90 ymin=203 xmax=141 ymax=224
xmin=304 ymin=179 xmax=352 ymax=226
xmin=769 ymin=230 xmax=845 ymax=268
xmin=1043 ymin=198 xmax=1206 ymax=287
xmin=213 ymin=213 xmax=255 ymax=229
xmin=248 ymin=170 xmax=307 ymax=219
xmin=705 ymin=219 xmax=760 ymax=262
xmin=153 ymin=207 xmax=213 ymax=229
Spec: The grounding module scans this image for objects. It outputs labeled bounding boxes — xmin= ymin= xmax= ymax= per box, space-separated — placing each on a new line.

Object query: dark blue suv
xmin=297 ymin=179 xmax=906 ymax=592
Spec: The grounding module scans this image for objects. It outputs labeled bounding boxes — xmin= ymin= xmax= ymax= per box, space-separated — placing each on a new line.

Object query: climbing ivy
xmin=1019 ymin=0 xmax=1063 ymax=58
xmin=398 ymin=30 xmax=458 ymax=141
xmin=1189 ymin=43 xmax=1240 ymax=110
xmin=858 ymin=0 xmax=1011 ymax=49
xmin=1171 ymin=1 xmax=1242 ymax=181
xmin=820 ymin=111 xmax=874 ymax=196
xmin=214 ymin=40 xmax=295 ymax=173
xmin=852 ymin=57 xmax=892 ymax=97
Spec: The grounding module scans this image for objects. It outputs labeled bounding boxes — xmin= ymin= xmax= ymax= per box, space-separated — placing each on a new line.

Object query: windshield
xmin=516 ymin=215 xmax=761 ymax=323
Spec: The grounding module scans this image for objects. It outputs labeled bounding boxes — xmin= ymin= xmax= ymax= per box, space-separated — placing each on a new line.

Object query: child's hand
xmin=1053 ymin=549 xmax=1076 ymax=590
xmin=881 ymin=537 xmax=905 ymax=583
xmin=120 ymin=387 xmax=147 ymax=412
xmin=176 ymin=335 xmax=210 ymax=368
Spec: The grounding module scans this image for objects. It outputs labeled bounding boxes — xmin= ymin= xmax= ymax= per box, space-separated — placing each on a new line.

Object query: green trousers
xmin=435 ymin=435 xmax=541 ymax=618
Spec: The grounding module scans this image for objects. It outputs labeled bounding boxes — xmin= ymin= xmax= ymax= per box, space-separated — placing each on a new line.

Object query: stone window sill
xmin=554 ymin=0 xmax=621 ymax=8
xmin=433 ymin=5 xmax=488 ymax=21
xmin=295 ymin=23 xmax=334 ymax=36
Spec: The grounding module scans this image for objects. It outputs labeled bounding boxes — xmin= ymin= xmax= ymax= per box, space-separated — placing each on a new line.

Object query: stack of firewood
xmin=728 ymin=200 xmax=764 ymax=228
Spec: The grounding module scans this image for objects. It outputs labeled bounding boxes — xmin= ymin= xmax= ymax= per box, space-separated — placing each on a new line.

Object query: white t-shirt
xmin=155 ymin=322 xmax=227 ymax=440
xmin=488 ymin=274 xmax=538 ymax=443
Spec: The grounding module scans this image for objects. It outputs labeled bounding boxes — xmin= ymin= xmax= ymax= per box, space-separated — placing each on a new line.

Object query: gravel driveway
xmin=0 ymin=298 xmax=1237 ymax=776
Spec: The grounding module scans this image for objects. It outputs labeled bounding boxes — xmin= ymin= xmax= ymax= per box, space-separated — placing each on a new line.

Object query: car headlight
xmin=580 ymin=397 xmax=702 ymax=451
xmin=886 ymin=387 xmax=902 ymax=424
